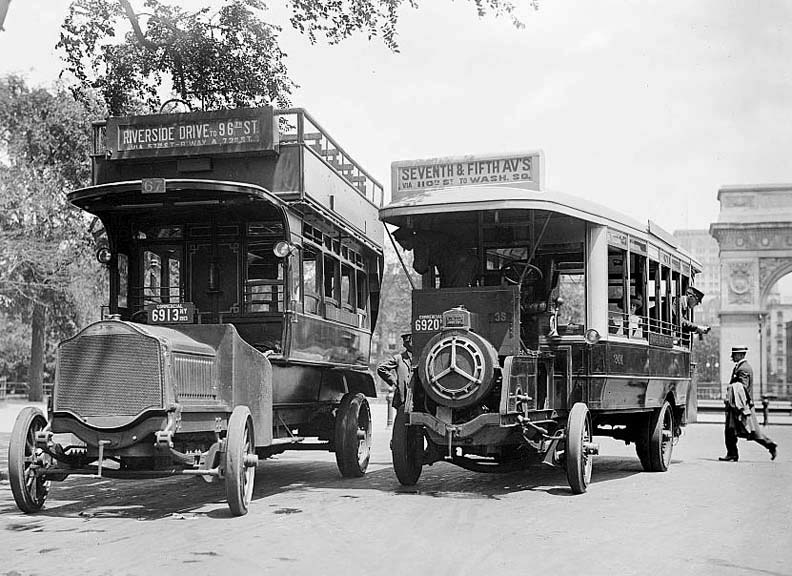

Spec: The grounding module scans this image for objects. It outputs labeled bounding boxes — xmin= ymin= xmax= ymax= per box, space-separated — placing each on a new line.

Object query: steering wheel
xmin=500 ymin=261 xmax=543 ymax=285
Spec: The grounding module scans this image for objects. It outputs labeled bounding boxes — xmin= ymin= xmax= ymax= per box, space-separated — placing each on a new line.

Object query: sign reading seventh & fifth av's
xmin=391 ymin=151 xmax=544 ymax=203
xmin=105 ymin=107 xmax=277 ymax=159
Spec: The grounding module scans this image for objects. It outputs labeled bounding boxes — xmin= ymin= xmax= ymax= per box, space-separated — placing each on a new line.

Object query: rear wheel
xmin=8 ymin=407 xmax=50 ymax=513
xmin=642 ymin=401 xmax=674 ymax=472
xmin=565 ymin=402 xmax=593 ymax=494
xmin=334 ymin=393 xmax=372 ymax=477
xmin=224 ymin=406 xmax=257 ymax=516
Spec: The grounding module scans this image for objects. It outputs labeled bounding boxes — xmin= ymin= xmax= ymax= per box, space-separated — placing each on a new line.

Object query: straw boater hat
xmin=731 ymin=345 xmax=749 ymax=355
xmin=400 ymin=332 xmax=412 ymax=339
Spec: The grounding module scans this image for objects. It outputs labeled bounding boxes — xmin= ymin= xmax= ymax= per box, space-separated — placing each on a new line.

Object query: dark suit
xmin=724 ymin=359 xmax=776 ymax=459
xmin=377 ymin=349 xmax=413 ymax=408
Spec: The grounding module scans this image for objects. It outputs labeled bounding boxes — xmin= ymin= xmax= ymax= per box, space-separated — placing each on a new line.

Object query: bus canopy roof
xmin=379 ymin=184 xmax=700 ymax=270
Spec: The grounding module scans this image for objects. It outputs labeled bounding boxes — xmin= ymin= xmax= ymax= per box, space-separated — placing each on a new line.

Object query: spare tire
xmin=418 ymin=329 xmax=498 ymax=409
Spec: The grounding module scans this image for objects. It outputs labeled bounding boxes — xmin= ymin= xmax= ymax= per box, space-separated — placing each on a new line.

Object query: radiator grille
xmin=55 ymin=334 xmax=164 ymax=417
xmin=174 ymin=354 xmax=216 ymax=401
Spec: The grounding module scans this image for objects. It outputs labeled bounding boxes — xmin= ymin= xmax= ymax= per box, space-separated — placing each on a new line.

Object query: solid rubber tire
xmin=8 ymin=407 xmax=50 ymax=513
xmin=391 ymin=407 xmax=423 ymax=486
xmin=225 ymin=406 xmax=255 ymax=516
xmin=646 ymin=401 xmax=674 ymax=472
xmin=565 ymin=402 xmax=593 ymax=494
xmin=334 ymin=393 xmax=372 ymax=478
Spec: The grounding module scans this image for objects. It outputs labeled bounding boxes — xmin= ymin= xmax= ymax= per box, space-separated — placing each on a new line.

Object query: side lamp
xmin=96 ymin=247 xmax=112 ymax=265
xmin=273 ymin=241 xmax=297 ymax=258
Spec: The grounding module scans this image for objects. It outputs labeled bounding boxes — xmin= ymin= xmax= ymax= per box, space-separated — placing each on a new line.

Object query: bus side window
xmin=245 ymin=237 xmax=283 ymax=312
xmin=324 ymin=253 xmax=339 ymax=309
xmin=648 ymin=260 xmax=660 ymax=335
xmin=118 ymin=253 xmax=129 ymax=310
xmin=557 ymin=271 xmax=585 ymax=335
xmin=607 ymin=246 xmax=627 ymax=336
xmin=302 ymin=248 xmax=319 ymax=314
xmin=356 ymin=269 xmax=368 ymax=315
xmin=341 ymin=264 xmax=355 ymax=311
xmin=143 ymin=251 xmax=162 ymax=305
xmin=629 ymin=252 xmax=647 ymax=339
xmin=660 ymin=265 xmax=671 ymax=335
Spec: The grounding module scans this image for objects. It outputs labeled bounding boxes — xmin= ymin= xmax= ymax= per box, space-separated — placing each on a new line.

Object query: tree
xmin=0 ymin=75 xmax=105 ymax=400
xmin=58 ymin=0 xmax=533 ymax=115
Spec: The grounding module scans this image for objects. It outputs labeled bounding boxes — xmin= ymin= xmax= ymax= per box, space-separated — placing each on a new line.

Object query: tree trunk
xmin=28 ymin=303 xmax=46 ymax=402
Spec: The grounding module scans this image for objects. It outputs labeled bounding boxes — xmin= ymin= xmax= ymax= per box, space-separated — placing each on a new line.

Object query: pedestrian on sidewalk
xmin=720 ymin=345 xmax=778 ymax=462
xmin=377 ymin=332 xmax=413 ymax=410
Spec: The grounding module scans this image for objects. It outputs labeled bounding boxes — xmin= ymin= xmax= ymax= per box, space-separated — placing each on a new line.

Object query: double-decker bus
xmin=381 ymin=151 xmax=702 ymax=493
xmin=8 ymin=107 xmax=384 ymax=515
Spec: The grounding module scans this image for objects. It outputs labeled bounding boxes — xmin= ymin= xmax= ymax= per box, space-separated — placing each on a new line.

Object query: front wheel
xmin=8 ymin=407 xmax=50 ymax=513
xmin=391 ymin=408 xmax=424 ymax=485
xmin=565 ymin=402 xmax=593 ymax=494
xmin=334 ymin=393 xmax=372 ymax=478
xmin=224 ymin=406 xmax=257 ymax=516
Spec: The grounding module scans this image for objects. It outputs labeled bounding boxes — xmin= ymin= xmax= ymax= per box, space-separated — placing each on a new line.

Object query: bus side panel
xmin=302 ymin=149 xmax=383 ymax=239
xmin=288 ymin=313 xmax=371 ymax=367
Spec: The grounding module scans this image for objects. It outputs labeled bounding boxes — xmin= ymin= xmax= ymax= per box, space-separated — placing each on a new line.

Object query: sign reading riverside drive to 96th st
xmin=105 ymin=107 xmax=277 ymax=159
xmin=390 ymin=151 xmax=544 ymax=202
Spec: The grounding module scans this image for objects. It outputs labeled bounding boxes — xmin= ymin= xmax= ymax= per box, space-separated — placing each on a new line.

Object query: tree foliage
xmin=0 ymin=75 xmax=105 ymax=393
xmin=58 ymin=0 xmax=532 ymax=115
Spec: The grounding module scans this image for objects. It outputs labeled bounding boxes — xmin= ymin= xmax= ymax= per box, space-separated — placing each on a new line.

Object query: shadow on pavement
xmin=1 ymin=453 xmax=646 ymax=522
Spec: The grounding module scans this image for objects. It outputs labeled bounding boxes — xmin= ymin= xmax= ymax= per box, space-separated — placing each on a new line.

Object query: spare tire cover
xmin=418 ymin=329 xmax=498 ymax=409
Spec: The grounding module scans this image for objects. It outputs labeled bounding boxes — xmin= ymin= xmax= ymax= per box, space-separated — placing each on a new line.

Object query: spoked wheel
xmin=391 ymin=407 xmax=424 ymax=486
xmin=8 ymin=407 xmax=51 ymax=513
xmin=565 ymin=402 xmax=594 ymax=494
xmin=224 ymin=406 xmax=257 ymax=516
xmin=334 ymin=393 xmax=372 ymax=478
xmin=639 ymin=401 xmax=674 ymax=472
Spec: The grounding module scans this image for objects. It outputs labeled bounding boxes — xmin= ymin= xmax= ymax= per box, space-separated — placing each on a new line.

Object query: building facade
xmin=673 ymin=229 xmax=721 ymax=326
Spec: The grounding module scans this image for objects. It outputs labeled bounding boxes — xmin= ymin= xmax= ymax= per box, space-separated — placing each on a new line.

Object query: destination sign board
xmin=391 ymin=151 xmax=544 ymax=202
xmin=105 ymin=107 xmax=277 ymax=159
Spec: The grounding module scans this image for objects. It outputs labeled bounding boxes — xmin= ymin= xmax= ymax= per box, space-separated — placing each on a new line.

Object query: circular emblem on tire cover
xmin=419 ymin=329 xmax=497 ymax=408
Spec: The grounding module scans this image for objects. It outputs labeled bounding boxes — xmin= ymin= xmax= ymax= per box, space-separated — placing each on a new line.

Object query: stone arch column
xmin=710 ymin=185 xmax=792 ymax=398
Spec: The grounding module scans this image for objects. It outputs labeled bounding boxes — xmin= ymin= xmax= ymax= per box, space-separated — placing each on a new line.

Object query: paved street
xmin=1 ymin=400 xmax=791 ymax=576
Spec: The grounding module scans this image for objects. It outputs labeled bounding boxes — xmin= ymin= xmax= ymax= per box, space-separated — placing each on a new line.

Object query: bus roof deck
xmin=90 ymin=107 xmax=384 ymax=253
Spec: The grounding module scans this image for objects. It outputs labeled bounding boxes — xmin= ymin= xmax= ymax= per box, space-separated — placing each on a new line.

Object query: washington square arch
xmin=710 ymin=184 xmax=792 ymax=394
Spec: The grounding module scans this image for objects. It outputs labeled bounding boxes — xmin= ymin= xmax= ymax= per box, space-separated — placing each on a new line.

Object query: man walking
xmin=720 ymin=345 xmax=778 ymax=462
xmin=377 ymin=332 xmax=413 ymax=409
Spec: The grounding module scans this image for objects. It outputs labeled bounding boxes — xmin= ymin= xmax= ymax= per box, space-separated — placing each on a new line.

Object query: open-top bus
xmin=8 ymin=107 xmax=384 ymax=515
xmin=381 ymin=151 xmax=702 ymax=493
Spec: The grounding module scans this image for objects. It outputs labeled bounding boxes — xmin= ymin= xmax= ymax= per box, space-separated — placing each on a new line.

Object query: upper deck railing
xmin=90 ymin=108 xmax=384 ymax=209
xmin=276 ymin=108 xmax=384 ymax=208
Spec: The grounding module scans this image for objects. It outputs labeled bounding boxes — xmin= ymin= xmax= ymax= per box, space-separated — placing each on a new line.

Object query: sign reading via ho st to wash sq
xmin=390 ymin=151 xmax=544 ymax=203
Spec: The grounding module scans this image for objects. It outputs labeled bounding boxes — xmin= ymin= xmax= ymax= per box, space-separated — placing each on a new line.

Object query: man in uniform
xmin=377 ymin=332 xmax=413 ymax=409
xmin=680 ymin=285 xmax=711 ymax=335
xmin=720 ymin=345 xmax=778 ymax=462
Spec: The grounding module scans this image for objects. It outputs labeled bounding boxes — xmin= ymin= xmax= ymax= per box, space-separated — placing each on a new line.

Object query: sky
xmin=1 ymin=0 xmax=792 ymax=234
